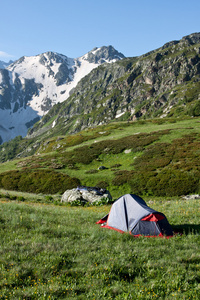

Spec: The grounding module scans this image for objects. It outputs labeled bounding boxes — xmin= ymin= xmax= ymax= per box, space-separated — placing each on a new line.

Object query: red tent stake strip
xmin=96 ymin=194 xmax=173 ymax=237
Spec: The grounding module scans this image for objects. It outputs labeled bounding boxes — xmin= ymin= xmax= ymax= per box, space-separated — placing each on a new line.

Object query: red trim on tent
xmin=96 ymin=220 xmax=106 ymax=224
xmin=130 ymin=232 xmax=173 ymax=238
xmin=141 ymin=213 xmax=165 ymax=222
xmin=96 ymin=212 xmax=174 ymax=238
xmin=101 ymin=224 xmax=125 ymax=234
xmin=100 ymin=227 xmax=173 ymax=238
xmin=130 ymin=232 xmax=163 ymax=238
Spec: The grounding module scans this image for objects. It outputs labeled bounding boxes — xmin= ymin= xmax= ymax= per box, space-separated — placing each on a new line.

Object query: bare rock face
xmin=61 ymin=186 xmax=112 ymax=203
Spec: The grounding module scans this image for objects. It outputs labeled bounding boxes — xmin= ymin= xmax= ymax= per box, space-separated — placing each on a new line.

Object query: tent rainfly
xmin=96 ymin=194 xmax=173 ymax=237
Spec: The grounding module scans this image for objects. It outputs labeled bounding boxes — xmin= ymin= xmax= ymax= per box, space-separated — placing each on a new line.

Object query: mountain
xmin=1 ymin=32 xmax=200 ymax=161
xmin=0 ymin=46 xmax=125 ymax=144
xmin=27 ymin=32 xmax=200 ymax=140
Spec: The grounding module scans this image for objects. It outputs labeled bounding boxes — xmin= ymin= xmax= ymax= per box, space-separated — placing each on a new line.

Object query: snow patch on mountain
xmin=65 ymin=57 xmax=98 ymax=96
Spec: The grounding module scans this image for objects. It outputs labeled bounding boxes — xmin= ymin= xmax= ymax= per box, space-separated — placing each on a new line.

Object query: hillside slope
xmin=1 ymin=117 xmax=200 ymax=198
xmin=27 ymin=32 xmax=200 ymax=141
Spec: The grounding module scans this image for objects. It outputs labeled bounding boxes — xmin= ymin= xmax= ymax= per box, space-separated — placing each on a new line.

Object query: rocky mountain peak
xmin=182 ymin=32 xmax=200 ymax=44
xmin=38 ymin=51 xmax=72 ymax=66
xmin=83 ymin=46 xmax=125 ymax=64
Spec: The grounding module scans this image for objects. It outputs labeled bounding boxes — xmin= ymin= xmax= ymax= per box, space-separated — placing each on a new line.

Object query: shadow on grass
xmin=172 ymin=224 xmax=200 ymax=235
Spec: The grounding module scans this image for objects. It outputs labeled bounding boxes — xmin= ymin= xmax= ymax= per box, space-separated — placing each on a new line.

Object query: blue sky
xmin=0 ymin=0 xmax=200 ymax=62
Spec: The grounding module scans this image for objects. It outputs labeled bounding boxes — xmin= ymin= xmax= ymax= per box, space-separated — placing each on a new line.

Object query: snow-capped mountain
xmin=0 ymin=46 xmax=125 ymax=144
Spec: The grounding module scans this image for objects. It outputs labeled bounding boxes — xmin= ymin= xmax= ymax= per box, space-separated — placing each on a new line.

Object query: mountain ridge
xmin=27 ymin=32 xmax=200 ymax=141
xmin=0 ymin=46 xmax=125 ymax=144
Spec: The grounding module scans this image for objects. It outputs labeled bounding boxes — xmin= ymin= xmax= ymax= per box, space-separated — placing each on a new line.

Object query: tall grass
xmin=0 ymin=197 xmax=199 ymax=299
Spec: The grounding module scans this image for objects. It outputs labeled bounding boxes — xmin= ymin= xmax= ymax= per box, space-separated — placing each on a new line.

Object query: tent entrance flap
xmin=131 ymin=220 xmax=161 ymax=236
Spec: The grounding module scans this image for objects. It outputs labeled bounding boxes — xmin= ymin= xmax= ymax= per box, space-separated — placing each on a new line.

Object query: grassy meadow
xmin=0 ymin=195 xmax=199 ymax=299
xmin=0 ymin=117 xmax=200 ymax=299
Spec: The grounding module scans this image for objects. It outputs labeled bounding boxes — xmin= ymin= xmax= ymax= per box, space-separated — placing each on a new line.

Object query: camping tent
xmin=97 ymin=194 xmax=173 ymax=237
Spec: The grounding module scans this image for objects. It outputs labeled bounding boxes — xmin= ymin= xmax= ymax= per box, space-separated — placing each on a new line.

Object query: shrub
xmin=9 ymin=195 xmax=17 ymax=200
xmin=112 ymin=170 xmax=135 ymax=186
xmin=1 ymin=171 xmax=21 ymax=191
xmin=0 ymin=170 xmax=81 ymax=194
xmin=69 ymin=199 xmax=86 ymax=207
xmin=91 ymin=197 xmax=113 ymax=206
xmin=188 ymin=100 xmax=200 ymax=116
xmin=95 ymin=181 xmax=109 ymax=189
xmin=146 ymin=170 xmax=199 ymax=196
xmin=110 ymin=164 xmax=122 ymax=168
xmin=128 ymin=133 xmax=200 ymax=196
xmin=17 ymin=196 xmax=25 ymax=202
xmin=45 ymin=195 xmax=54 ymax=202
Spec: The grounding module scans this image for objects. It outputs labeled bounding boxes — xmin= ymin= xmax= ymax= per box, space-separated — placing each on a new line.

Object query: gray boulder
xmin=182 ymin=194 xmax=200 ymax=200
xmin=61 ymin=186 xmax=112 ymax=203
xmin=61 ymin=188 xmax=81 ymax=203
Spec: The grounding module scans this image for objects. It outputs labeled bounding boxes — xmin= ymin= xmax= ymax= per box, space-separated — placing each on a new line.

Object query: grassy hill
xmin=0 ymin=196 xmax=199 ymax=299
xmin=1 ymin=117 xmax=200 ymax=199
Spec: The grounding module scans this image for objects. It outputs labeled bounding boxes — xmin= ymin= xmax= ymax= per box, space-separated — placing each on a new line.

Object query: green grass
xmin=0 ymin=160 xmax=18 ymax=173
xmin=0 ymin=197 xmax=199 ymax=299
xmin=0 ymin=189 xmax=61 ymax=203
